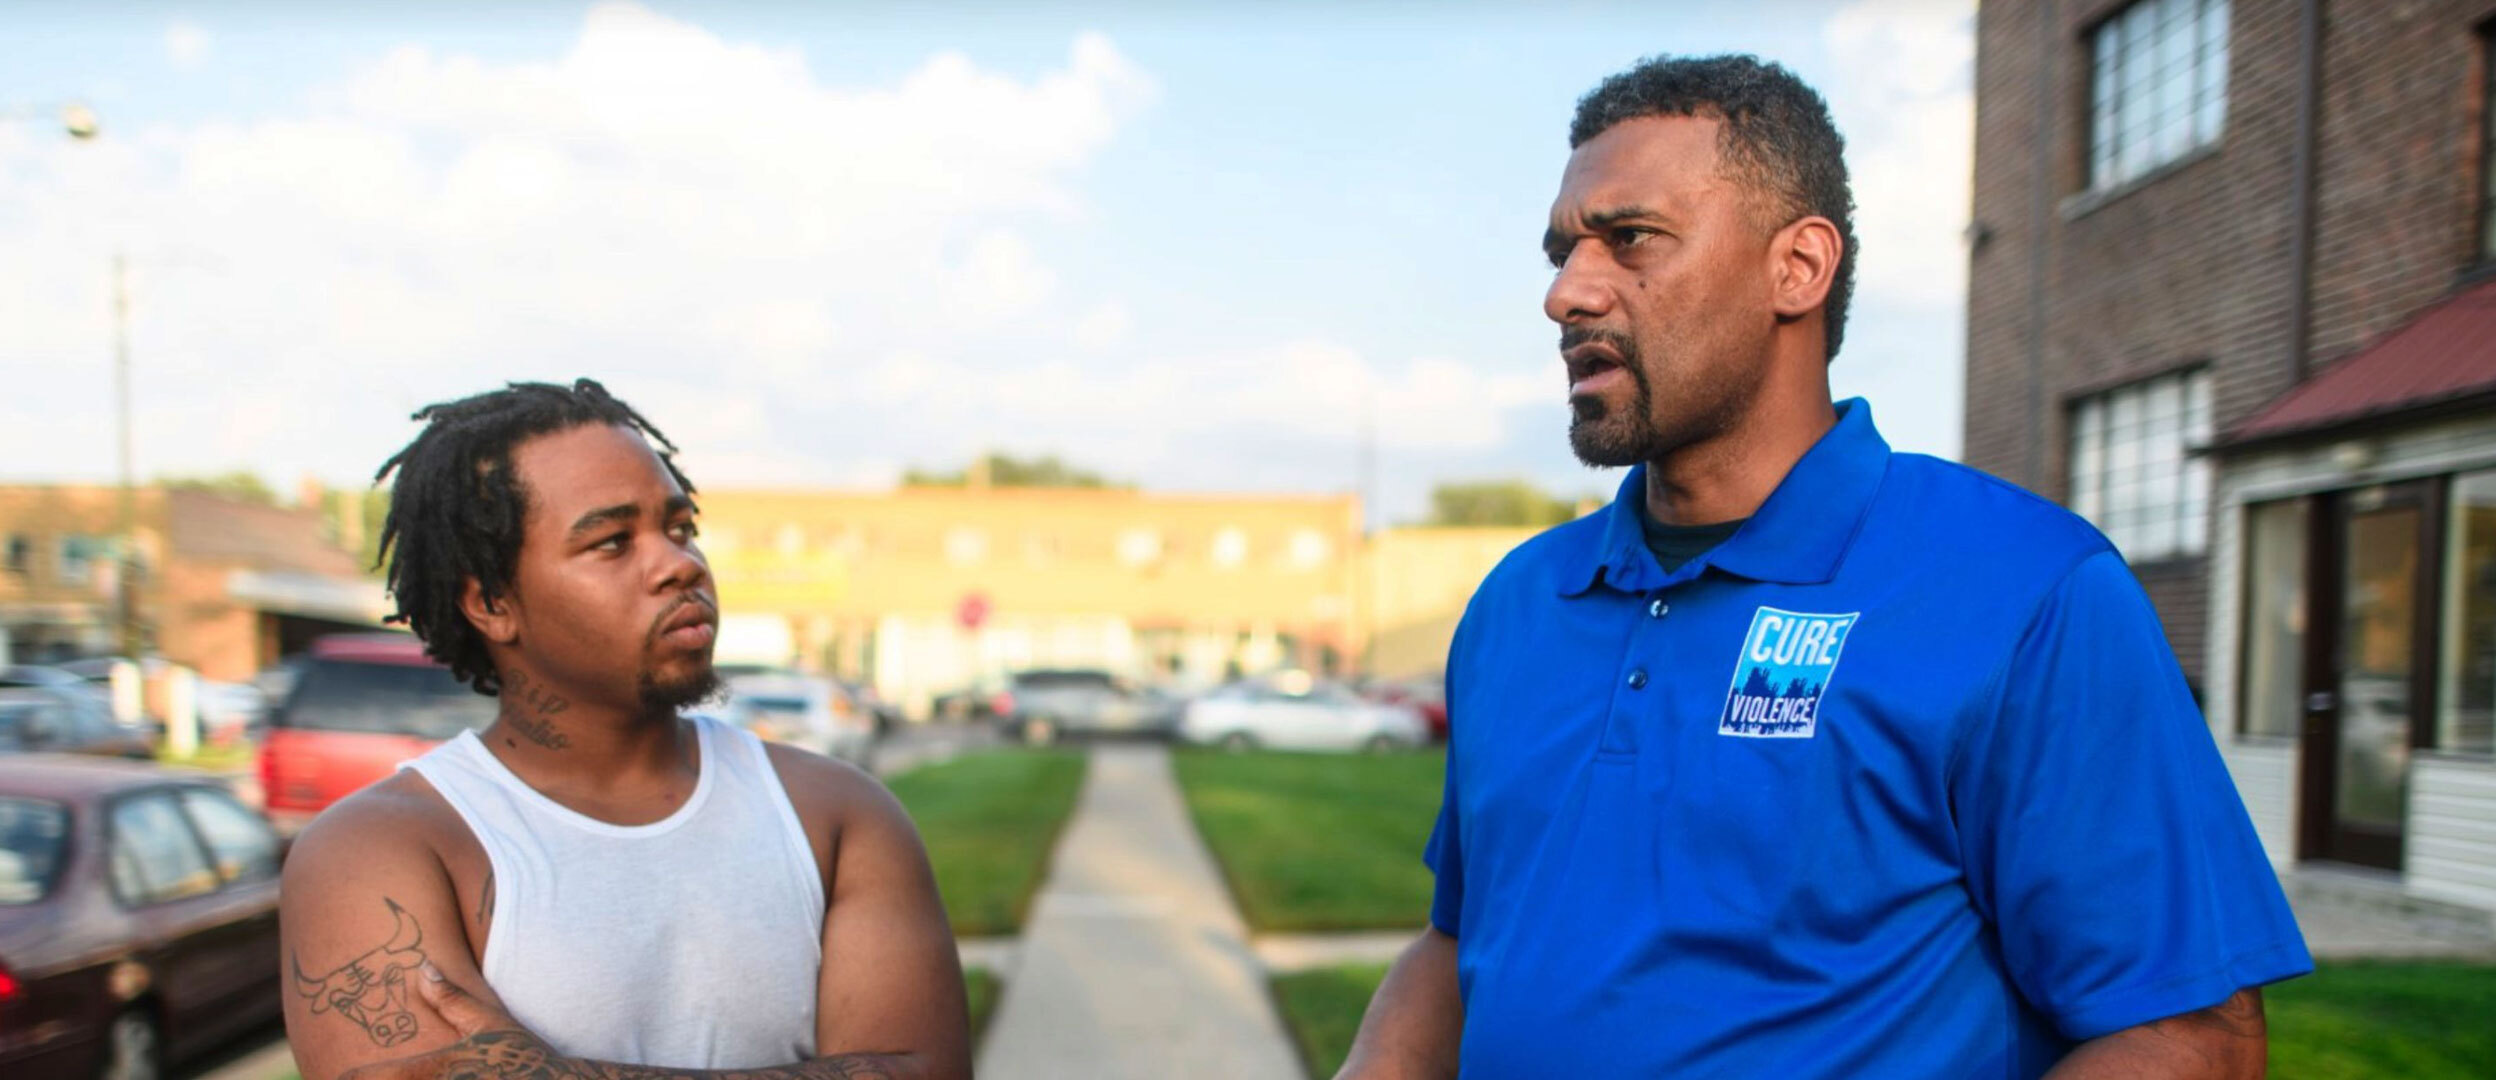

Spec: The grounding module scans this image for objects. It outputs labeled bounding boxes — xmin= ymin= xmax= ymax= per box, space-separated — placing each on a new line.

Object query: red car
xmin=258 ymin=634 xmax=494 ymax=834
xmin=0 ymin=755 xmax=285 ymax=1080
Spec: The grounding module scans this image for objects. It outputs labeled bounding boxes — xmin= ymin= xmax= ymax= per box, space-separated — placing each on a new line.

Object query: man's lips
xmin=656 ymin=600 xmax=718 ymax=650
xmin=1565 ymin=342 xmax=1627 ymax=395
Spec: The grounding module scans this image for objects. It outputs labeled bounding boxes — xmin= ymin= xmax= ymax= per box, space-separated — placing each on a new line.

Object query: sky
xmin=0 ymin=0 xmax=1976 ymax=525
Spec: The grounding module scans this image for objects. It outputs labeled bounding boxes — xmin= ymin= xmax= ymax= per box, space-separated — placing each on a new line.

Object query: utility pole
xmin=112 ymin=251 xmax=139 ymax=658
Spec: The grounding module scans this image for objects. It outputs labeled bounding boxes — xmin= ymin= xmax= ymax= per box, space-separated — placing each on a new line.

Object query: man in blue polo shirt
xmin=1338 ymin=55 xmax=2308 ymax=1079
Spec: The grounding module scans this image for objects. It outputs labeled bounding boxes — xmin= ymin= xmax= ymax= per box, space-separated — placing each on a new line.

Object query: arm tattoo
xmin=292 ymin=898 xmax=430 ymax=1047
xmin=500 ymin=669 xmax=572 ymax=750
xmin=426 ymin=1031 xmax=908 ymax=1080
xmin=477 ymin=869 xmax=496 ymax=927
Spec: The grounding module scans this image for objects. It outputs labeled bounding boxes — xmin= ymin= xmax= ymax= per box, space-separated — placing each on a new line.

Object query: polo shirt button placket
xmin=1626 ymin=669 xmax=1649 ymax=690
xmin=1648 ymin=598 xmax=1668 ymax=618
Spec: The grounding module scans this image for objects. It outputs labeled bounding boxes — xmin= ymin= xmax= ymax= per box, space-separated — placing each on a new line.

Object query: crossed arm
xmin=1334 ymin=928 xmax=2268 ymax=1080
xmin=281 ymin=768 xmax=969 ymax=1080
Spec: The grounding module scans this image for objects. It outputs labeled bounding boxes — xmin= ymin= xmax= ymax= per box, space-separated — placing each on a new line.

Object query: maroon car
xmin=0 ymin=755 xmax=283 ymax=1080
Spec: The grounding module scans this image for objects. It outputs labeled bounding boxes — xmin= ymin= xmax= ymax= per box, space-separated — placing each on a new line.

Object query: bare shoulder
xmin=758 ymin=738 xmax=909 ymax=825
xmin=285 ymin=771 xmax=468 ymax=881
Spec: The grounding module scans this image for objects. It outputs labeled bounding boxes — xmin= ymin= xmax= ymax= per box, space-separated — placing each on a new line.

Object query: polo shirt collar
xmin=1559 ymin=397 xmax=1891 ymax=596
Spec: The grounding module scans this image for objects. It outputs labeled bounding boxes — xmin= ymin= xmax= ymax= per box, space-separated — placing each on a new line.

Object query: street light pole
xmin=56 ymin=104 xmax=138 ymax=657
xmin=111 ymin=250 xmax=137 ymax=658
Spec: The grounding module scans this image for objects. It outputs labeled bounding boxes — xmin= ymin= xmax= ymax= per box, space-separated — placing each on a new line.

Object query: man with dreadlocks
xmin=280 ymin=380 xmax=969 ymax=1080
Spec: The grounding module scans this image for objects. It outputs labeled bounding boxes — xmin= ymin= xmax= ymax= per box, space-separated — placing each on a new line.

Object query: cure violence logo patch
xmin=1718 ymin=607 xmax=1858 ymax=738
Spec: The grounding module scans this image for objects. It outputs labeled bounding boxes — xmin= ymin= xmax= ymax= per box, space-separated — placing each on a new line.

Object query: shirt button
xmin=1627 ymin=669 xmax=1649 ymax=690
xmin=1648 ymin=598 xmax=1669 ymax=618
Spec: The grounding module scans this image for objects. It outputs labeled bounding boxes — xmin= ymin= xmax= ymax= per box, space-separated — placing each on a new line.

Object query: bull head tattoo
xmin=293 ymin=898 xmax=429 ymax=1047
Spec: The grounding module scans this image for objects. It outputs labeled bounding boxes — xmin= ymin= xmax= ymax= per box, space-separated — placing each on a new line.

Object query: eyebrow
xmin=565 ymin=496 xmax=699 ymax=541
xmin=1543 ymin=204 xmax=1668 ymax=259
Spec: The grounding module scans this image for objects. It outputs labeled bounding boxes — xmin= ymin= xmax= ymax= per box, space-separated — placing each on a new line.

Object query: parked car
xmin=259 ymin=634 xmax=493 ymax=834
xmin=0 ymin=755 xmax=285 ymax=1080
xmin=0 ymin=685 xmax=154 ymax=760
xmin=1179 ymin=676 xmax=1428 ymax=752
xmin=998 ymin=669 xmax=1180 ymax=745
xmin=1360 ymin=675 xmax=1449 ymax=741
xmin=931 ymin=674 xmax=1014 ymax=724
xmin=838 ymin=680 xmax=904 ymax=736
xmin=690 ymin=671 xmax=875 ymax=764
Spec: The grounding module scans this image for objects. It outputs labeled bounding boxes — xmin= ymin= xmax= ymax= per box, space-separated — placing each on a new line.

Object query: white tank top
xmin=403 ymin=715 xmax=823 ymax=1068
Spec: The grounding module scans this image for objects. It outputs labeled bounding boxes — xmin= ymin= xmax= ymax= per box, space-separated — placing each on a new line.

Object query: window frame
xmin=2064 ymin=366 xmax=2216 ymax=564
xmin=2084 ymin=0 xmax=2233 ymax=194
xmin=175 ymin=785 xmax=283 ymax=887
xmin=102 ymin=786 xmax=228 ymax=909
xmin=2478 ymin=21 xmax=2496 ymax=266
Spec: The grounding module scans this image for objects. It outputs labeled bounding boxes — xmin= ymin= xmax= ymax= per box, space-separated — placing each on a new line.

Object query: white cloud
xmin=0 ymin=3 xmax=1157 ymax=489
xmin=165 ymin=21 xmax=211 ymax=70
xmin=1823 ymin=0 xmax=1975 ymax=311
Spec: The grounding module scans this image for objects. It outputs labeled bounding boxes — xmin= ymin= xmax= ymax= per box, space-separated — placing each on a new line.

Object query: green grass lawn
xmin=963 ymin=966 xmax=1000 ymax=1045
xmin=1171 ymin=748 xmax=1443 ymax=932
xmin=885 ymin=749 xmax=1086 ymax=936
xmin=1269 ymin=960 xmax=2496 ymax=1078
xmin=2268 ymin=961 xmax=2496 ymax=1078
xmin=1271 ymin=962 xmax=1390 ymax=1079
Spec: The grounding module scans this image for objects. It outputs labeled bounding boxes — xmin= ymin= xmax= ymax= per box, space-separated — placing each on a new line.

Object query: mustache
xmin=645 ymin=593 xmax=719 ymax=646
xmin=1560 ymin=326 xmax=1639 ymax=359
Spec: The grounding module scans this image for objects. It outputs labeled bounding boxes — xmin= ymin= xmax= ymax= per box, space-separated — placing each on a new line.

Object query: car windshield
xmin=280 ymin=659 xmax=497 ymax=740
xmin=0 ymin=797 xmax=69 ymax=904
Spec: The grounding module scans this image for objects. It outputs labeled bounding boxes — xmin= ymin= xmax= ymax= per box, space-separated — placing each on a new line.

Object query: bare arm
xmin=282 ymin=783 xmax=494 ymax=1080
xmin=2043 ymin=989 xmax=2267 ymax=1079
xmin=1335 ymin=928 xmax=1464 ymax=1080
xmin=337 ymin=751 xmax=970 ymax=1080
xmin=810 ymin=762 xmax=970 ymax=1079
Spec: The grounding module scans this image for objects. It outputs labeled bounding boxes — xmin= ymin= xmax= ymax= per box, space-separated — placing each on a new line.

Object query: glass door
xmin=2303 ymin=481 xmax=2440 ymax=870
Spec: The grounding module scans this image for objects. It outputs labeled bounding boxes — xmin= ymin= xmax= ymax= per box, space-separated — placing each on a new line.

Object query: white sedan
xmin=1179 ymin=678 xmax=1427 ymax=753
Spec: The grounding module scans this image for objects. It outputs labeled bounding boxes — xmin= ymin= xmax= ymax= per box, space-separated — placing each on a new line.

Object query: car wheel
xmin=1023 ymin=717 xmax=1058 ymax=746
xmin=1363 ymin=733 xmax=1401 ymax=754
xmin=1219 ymin=731 xmax=1257 ymax=753
xmin=98 ymin=1008 xmax=160 ymax=1080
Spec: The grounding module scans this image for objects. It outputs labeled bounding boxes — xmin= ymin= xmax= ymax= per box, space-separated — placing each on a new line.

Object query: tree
xmin=159 ymin=470 xmax=278 ymax=505
xmin=902 ymin=452 xmax=1128 ymax=490
xmin=1425 ymin=479 xmax=1580 ymax=528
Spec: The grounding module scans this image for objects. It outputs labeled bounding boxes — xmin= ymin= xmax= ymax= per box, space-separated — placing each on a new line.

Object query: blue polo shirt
xmin=1427 ymin=399 xmax=2309 ymax=1078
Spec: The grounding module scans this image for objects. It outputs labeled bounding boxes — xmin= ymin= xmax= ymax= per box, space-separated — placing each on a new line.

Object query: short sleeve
xmin=1953 ymin=550 xmax=2312 ymax=1040
xmin=1424 ymin=743 xmax=1463 ymax=936
xmin=1424 ymin=639 xmax=1466 ymax=937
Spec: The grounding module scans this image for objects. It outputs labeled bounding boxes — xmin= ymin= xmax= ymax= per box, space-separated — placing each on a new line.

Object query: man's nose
xmin=1544 ymin=247 xmax=1615 ymax=325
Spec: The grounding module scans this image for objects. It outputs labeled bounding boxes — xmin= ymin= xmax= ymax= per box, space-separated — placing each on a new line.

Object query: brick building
xmin=1967 ymin=0 xmax=2496 ymax=916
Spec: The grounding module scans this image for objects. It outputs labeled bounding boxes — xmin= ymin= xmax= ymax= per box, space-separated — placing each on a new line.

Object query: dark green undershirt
xmin=1635 ymin=497 xmax=1748 ymax=574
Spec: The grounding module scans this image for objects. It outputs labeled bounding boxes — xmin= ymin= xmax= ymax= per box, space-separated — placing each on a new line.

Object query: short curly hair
xmin=372 ymin=379 xmax=694 ymax=695
xmin=1571 ymin=54 xmax=1858 ymax=362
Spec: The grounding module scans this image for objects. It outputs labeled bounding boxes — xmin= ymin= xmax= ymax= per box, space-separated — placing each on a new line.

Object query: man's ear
xmin=1768 ymin=214 xmax=1842 ymax=320
xmin=460 ymin=577 xmax=520 ymax=646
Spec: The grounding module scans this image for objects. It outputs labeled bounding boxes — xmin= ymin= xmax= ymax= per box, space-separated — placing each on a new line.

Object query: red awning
xmin=2226 ymin=276 xmax=2496 ymax=446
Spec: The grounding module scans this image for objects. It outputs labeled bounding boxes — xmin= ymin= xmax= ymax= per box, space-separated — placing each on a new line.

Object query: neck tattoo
xmin=500 ymin=668 xmax=573 ymax=750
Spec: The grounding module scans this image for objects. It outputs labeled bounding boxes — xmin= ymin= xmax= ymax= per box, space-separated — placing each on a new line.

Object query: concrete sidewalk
xmin=976 ymin=744 xmax=1304 ymax=1080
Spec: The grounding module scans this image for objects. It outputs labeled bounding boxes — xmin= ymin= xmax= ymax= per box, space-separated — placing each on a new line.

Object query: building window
xmin=2439 ymin=470 xmax=2496 ymax=756
xmin=3 ymin=535 xmax=27 ymax=576
xmin=2480 ymin=26 xmax=2496 ymax=261
xmin=1210 ymin=528 xmax=1249 ymax=569
xmin=1115 ymin=529 xmax=1163 ymax=568
xmin=943 ymin=527 xmax=988 ymax=566
xmin=2089 ymin=0 xmax=2230 ymax=190
xmin=1285 ymin=529 xmax=1332 ymax=570
xmin=2239 ymin=499 xmax=2307 ymax=738
xmin=56 ymin=536 xmax=112 ymax=585
xmin=2067 ymin=368 xmax=2212 ymax=561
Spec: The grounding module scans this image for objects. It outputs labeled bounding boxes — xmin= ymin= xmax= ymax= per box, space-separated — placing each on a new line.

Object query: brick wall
xmin=1964 ymin=0 xmax=2496 ymax=682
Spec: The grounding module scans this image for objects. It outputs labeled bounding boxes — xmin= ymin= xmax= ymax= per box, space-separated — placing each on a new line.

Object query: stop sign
xmin=956 ymin=592 xmax=990 ymax=631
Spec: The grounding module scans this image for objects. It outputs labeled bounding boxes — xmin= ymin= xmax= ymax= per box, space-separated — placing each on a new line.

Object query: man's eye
xmin=672 ymin=522 xmax=701 ymax=543
xmin=595 ymin=534 xmax=628 ymax=552
xmin=1609 ymin=226 xmax=1651 ymax=248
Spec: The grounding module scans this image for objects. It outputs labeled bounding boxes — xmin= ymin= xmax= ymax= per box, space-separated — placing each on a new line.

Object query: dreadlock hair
xmin=373 ymin=378 xmax=695 ymax=696
xmin=1571 ymin=54 xmax=1858 ymax=363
